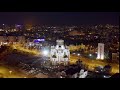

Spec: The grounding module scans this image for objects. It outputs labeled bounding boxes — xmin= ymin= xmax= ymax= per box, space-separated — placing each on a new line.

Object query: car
xmin=103 ymin=75 xmax=111 ymax=78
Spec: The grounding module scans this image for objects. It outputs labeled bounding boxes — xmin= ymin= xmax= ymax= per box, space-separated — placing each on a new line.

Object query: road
xmin=12 ymin=44 xmax=40 ymax=55
xmin=10 ymin=44 xmax=119 ymax=75
xmin=1 ymin=52 xmax=52 ymax=78
xmin=0 ymin=64 xmax=30 ymax=78
xmin=0 ymin=45 xmax=54 ymax=78
xmin=70 ymin=55 xmax=119 ymax=74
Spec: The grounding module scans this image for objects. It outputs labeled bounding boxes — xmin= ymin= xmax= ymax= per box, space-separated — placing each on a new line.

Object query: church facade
xmin=50 ymin=40 xmax=70 ymax=65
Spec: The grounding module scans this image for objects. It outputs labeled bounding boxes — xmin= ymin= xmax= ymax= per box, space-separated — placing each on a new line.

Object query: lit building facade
xmin=112 ymin=52 xmax=119 ymax=63
xmin=97 ymin=43 xmax=104 ymax=60
xmin=0 ymin=36 xmax=26 ymax=45
xmin=50 ymin=40 xmax=70 ymax=65
xmin=0 ymin=36 xmax=7 ymax=45
xmin=69 ymin=30 xmax=85 ymax=36
xmin=8 ymin=36 xmax=16 ymax=44
xmin=17 ymin=36 xmax=26 ymax=44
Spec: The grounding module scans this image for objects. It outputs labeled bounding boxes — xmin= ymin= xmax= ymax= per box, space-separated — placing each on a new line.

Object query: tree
xmin=0 ymin=73 xmax=4 ymax=78
xmin=76 ymin=59 xmax=82 ymax=66
xmin=103 ymin=64 xmax=112 ymax=73
xmin=52 ymin=55 xmax=57 ymax=58
xmin=111 ymin=73 xmax=119 ymax=78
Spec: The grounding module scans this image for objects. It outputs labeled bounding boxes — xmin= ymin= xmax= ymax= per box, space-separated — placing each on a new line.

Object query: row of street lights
xmin=73 ymin=52 xmax=93 ymax=56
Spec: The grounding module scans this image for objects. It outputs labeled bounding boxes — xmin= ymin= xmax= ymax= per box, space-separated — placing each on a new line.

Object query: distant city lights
xmin=0 ymin=21 xmax=119 ymax=78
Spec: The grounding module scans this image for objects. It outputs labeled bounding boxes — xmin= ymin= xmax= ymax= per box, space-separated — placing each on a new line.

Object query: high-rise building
xmin=97 ymin=43 xmax=104 ymax=60
xmin=50 ymin=40 xmax=70 ymax=65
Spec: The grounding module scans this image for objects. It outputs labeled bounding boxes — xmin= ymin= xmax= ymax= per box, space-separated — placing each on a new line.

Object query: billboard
xmin=33 ymin=39 xmax=45 ymax=43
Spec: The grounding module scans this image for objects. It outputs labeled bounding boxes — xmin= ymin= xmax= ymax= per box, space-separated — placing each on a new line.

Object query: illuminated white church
xmin=50 ymin=40 xmax=70 ymax=65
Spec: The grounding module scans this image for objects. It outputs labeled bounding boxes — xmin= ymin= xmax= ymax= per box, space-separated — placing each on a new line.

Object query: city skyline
xmin=0 ymin=12 xmax=119 ymax=25
xmin=0 ymin=12 xmax=119 ymax=78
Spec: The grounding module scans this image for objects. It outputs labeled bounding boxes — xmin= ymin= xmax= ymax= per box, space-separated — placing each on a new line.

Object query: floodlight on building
xmin=43 ymin=50 xmax=49 ymax=56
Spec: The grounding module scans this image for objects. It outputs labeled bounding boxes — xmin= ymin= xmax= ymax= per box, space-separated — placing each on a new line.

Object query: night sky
xmin=0 ymin=12 xmax=119 ymax=25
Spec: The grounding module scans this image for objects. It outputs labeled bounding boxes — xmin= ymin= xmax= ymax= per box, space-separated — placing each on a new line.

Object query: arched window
xmin=61 ymin=50 xmax=63 ymax=53
xmin=64 ymin=52 xmax=66 ymax=55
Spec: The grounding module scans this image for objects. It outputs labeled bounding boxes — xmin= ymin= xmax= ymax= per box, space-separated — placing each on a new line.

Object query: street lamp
xmin=78 ymin=53 xmax=80 ymax=56
xmin=9 ymin=71 xmax=12 ymax=74
xmin=43 ymin=50 xmax=49 ymax=56
xmin=89 ymin=54 xmax=92 ymax=57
